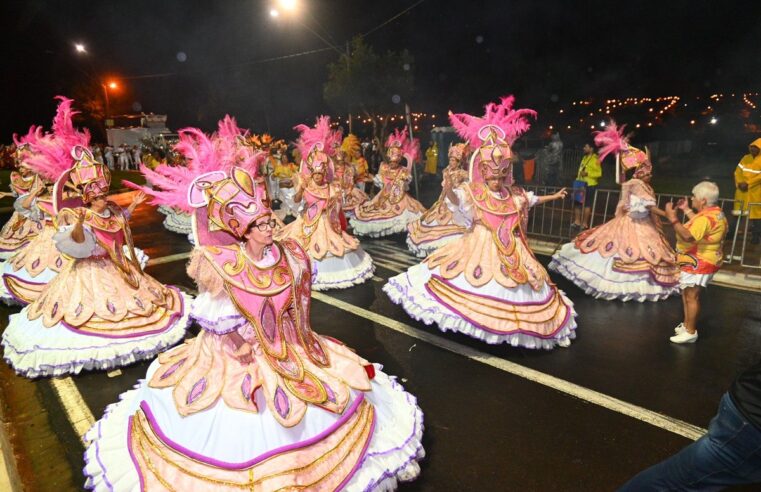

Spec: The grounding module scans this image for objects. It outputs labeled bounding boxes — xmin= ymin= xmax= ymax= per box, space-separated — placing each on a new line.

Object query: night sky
xmin=2 ymin=0 xmax=760 ymax=141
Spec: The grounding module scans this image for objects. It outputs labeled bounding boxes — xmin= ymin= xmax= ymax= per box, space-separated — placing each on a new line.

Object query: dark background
xmin=2 ymin=0 xmax=760 ymax=141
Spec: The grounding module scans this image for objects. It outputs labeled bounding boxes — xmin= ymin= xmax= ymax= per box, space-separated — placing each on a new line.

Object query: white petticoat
xmin=549 ymin=242 xmax=680 ymax=302
xmin=0 ymin=291 xmax=192 ymax=378
xmin=313 ymin=247 xmax=376 ymax=291
xmin=384 ymin=262 xmax=577 ymax=349
xmin=679 ymin=271 xmax=714 ymax=289
xmin=83 ymin=362 xmax=425 ymax=492
xmin=350 ymin=210 xmax=423 ymax=238
xmin=162 ymin=210 xmax=193 ymax=235
xmin=0 ymin=246 xmax=149 ymax=305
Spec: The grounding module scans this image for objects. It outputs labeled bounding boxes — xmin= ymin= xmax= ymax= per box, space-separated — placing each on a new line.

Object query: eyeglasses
xmin=253 ymin=219 xmax=277 ymax=231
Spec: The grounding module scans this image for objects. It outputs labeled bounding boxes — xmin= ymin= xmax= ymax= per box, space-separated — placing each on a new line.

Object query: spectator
xmin=733 ymin=138 xmax=761 ymax=243
xmin=571 ymin=143 xmax=602 ymax=230
xmin=665 ymin=181 xmax=728 ymax=344
xmin=619 ymin=358 xmax=761 ymax=490
xmin=104 ymin=146 xmax=115 ymax=169
xmin=424 ymin=141 xmax=438 ymax=175
xmin=132 ymin=145 xmax=142 ymax=169
xmin=540 ymin=132 xmax=563 ymax=186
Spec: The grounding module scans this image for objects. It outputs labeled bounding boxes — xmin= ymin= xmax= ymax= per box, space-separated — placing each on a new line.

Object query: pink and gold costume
xmin=334 ymin=152 xmax=369 ymax=215
xmin=1 ymin=98 xmax=90 ymax=304
xmin=350 ymin=128 xmax=425 ymax=237
xmin=275 ymin=117 xmax=374 ymax=290
xmin=550 ymin=123 xmax=680 ymax=301
xmin=0 ymin=152 xmax=44 ymax=259
xmin=385 ymin=97 xmax=577 ymax=349
xmin=84 ymin=165 xmax=423 ymax=492
xmin=1 ymin=143 xmax=189 ymax=378
xmin=406 ymin=143 xmax=470 ymax=257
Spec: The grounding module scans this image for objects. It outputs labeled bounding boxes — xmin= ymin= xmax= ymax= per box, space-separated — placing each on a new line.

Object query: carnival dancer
xmin=384 ymin=96 xmax=576 ymax=349
xmin=0 ymin=135 xmax=45 ymax=259
xmin=274 ymin=117 xmax=374 ymax=290
xmin=406 ymin=142 xmax=470 ymax=257
xmin=0 ymin=97 xmax=150 ymax=305
xmin=350 ymin=128 xmax=425 ymax=237
xmin=1 ymin=143 xmax=190 ymax=378
xmin=334 ymin=138 xmax=369 ymax=217
xmin=83 ymin=164 xmax=424 ymax=491
xmin=549 ymin=123 xmax=681 ymax=302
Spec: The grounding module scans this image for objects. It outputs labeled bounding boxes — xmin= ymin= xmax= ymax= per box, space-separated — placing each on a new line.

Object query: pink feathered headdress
xmin=125 ymin=116 xmax=267 ymax=214
xmin=24 ymin=96 xmax=91 ymax=183
xmin=385 ymin=127 xmax=420 ymax=171
xmin=593 ymin=120 xmax=650 ymax=181
xmin=293 ymin=116 xmax=341 ymax=180
xmin=449 ymin=95 xmax=536 ymax=185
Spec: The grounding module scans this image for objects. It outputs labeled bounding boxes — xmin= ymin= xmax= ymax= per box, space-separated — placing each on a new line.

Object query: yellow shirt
xmin=576 ymin=153 xmax=602 ymax=186
xmin=676 ymin=206 xmax=728 ymax=273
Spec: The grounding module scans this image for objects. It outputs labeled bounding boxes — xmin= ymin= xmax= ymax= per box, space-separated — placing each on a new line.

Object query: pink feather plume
xmin=593 ymin=120 xmax=628 ymax=162
xmin=24 ymin=96 xmax=90 ymax=181
xmin=385 ymin=127 xmax=421 ymax=164
xmin=294 ymin=116 xmax=341 ymax=160
xmin=124 ymin=117 xmax=266 ymax=212
xmin=449 ymin=95 xmax=537 ymax=147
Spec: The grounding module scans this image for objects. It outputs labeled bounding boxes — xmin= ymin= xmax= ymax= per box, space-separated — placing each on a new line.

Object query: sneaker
xmin=670 ymin=330 xmax=698 ymax=344
xmin=674 ymin=322 xmax=685 ymax=334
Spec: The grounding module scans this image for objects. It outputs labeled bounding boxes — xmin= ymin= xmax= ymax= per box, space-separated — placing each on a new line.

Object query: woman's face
xmin=245 ymin=215 xmax=275 ymax=246
xmin=448 ymin=156 xmax=459 ymax=168
xmin=89 ymin=194 xmax=108 ymax=212
xmin=312 ymin=172 xmax=326 ymax=185
xmin=486 ymin=177 xmax=503 ymax=192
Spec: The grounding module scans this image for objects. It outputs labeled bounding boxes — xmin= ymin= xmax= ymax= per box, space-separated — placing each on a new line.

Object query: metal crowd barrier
xmin=520 ymin=184 xmax=749 ymax=266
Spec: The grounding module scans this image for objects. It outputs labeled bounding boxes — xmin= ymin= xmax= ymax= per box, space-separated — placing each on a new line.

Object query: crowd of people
xmin=2 ymin=94 xmax=761 ymax=491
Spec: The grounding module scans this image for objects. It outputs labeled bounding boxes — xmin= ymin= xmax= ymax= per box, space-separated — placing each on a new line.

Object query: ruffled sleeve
xmin=525 ymin=191 xmax=539 ymax=208
xmin=53 ymin=224 xmax=99 ymax=258
xmin=446 ymin=185 xmax=475 ymax=227
xmin=627 ymin=190 xmax=656 ymax=219
xmin=190 ymin=291 xmax=247 ymax=335
xmin=13 ymin=194 xmax=42 ymax=222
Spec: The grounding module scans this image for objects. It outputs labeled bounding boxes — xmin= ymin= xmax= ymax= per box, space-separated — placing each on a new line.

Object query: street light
xmin=75 ymin=43 xmax=87 ymax=54
xmin=269 ymin=8 xmax=279 ymax=17
xmin=102 ymin=80 xmax=120 ymax=126
xmin=277 ymin=0 xmax=298 ymax=11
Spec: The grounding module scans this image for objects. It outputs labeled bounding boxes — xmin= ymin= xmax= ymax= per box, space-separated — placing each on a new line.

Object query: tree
xmin=323 ymin=37 xmax=414 ymax=143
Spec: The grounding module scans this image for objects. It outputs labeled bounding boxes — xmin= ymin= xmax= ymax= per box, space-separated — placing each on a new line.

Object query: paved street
xmin=1 ymin=190 xmax=760 ymax=491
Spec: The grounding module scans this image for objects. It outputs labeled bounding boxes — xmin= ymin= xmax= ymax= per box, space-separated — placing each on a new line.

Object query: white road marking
xmin=49 ymin=377 xmax=96 ymax=444
xmin=310 ymin=291 xmax=707 ymax=441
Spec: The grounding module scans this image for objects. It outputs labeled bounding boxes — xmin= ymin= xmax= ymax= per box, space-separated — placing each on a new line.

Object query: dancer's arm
xmin=535 ymin=188 xmax=567 ymax=204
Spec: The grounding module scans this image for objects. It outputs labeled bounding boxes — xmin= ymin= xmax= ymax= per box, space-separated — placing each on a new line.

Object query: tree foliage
xmin=323 ymin=37 xmax=414 ymax=142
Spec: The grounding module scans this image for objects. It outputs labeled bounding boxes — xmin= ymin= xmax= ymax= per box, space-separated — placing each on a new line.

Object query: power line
xmin=120 ymin=0 xmax=428 ymax=81
xmin=121 ymin=46 xmax=334 ymax=81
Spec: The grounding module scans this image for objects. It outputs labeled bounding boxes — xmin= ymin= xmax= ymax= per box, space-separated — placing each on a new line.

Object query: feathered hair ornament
xmin=593 ymin=120 xmax=650 ymax=184
xmin=449 ymin=95 xmax=536 ymax=185
xmin=23 ymin=96 xmax=91 ymax=182
xmin=124 ymin=116 xmax=266 ymax=212
xmin=385 ymin=127 xmax=420 ymax=171
xmin=293 ymin=116 xmax=341 ymax=179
